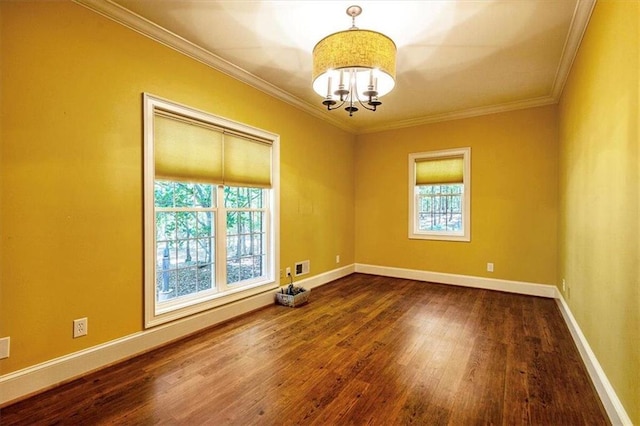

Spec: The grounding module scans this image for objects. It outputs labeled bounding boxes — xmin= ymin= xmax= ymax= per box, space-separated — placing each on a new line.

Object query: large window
xmin=144 ymin=94 xmax=279 ymax=327
xmin=408 ymin=148 xmax=470 ymax=241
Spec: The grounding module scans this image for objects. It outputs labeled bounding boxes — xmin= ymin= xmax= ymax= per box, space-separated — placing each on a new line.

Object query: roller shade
xmin=154 ymin=112 xmax=272 ymax=188
xmin=223 ymin=132 xmax=272 ymax=188
xmin=154 ymin=113 xmax=223 ymax=184
xmin=415 ymin=156 xmax=463 ymax=185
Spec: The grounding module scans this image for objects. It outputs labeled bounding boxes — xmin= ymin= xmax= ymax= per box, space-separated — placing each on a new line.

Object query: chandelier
xmin=312 ymin=5 xmax=396 ymax=116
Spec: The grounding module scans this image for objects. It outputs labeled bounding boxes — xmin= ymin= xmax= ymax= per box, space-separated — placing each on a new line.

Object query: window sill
xmin=146 ymin=280 xmax=278 ymax=328
xmin=409 ymin=232 xmax=470 ymax=242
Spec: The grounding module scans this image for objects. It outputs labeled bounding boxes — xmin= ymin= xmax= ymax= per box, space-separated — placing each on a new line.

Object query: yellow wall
xmin=2 ymin=2 xmax=638 ymax=421
xmin=558 ymin=1 xmax=639 ymax=423
xmin=355 ymin=106 xmax=558 ymax=285
xmin=0 ymin=1 xmax=355 ymax=374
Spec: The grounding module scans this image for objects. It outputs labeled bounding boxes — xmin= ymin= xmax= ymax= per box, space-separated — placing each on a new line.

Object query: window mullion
xmin=216 ymin=185 xmax=228 ymax=292
xmin=263 ymin=190 xmax=270 ymax=280
xmin=414 ymin=189 xmax=421 ymax=234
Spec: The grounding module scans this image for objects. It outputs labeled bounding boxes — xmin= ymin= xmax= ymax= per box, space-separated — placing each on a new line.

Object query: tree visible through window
xmin=417 ymin=184 xmax=463 ymax=232
xmin=225 ymin=186 xmax=266 ymax=285
xmin=154 ymin=182 xmax=267 ymax=302
xmin=155 ymin=181 xmax=215 ymax=301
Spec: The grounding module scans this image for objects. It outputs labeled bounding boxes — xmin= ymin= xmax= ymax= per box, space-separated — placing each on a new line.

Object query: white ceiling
xmin=77 ymin=0 xmax=595 ymax=134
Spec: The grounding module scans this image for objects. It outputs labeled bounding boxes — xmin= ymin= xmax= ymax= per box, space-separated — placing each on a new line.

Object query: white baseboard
xmin=355 ymin=263 xmax=557 ymax=298
xmin=289 ymin=263 xmax=355 ymax=291
xmin=0 ymin=264 xmax=355 ymax=406
xmin=554 ymin=291 xmax=632 ymax=426
xmin=354 ymin=263 xmax=631 ymax=425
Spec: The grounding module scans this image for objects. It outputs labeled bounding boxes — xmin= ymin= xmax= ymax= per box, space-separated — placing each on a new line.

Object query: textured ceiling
xmin=77 ymin=0 xmax=595 ymax=133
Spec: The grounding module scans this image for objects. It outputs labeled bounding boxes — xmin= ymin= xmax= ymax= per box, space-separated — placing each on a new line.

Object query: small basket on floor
xmin=275 ymin=289 xmax=310 ymax=307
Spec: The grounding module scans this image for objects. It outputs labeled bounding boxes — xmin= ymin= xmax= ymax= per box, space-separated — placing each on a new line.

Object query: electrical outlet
xmin=285 ymin=267 xmax=291 ymax=277
xmin=562 ymin=279 xmax=566 ymax=292
xmin=0 ymin=337 xmax=10 ymax=359
xmin=73 ymin=318 xmax=88 ymax=338
xmin=336 ymin=255 xmax=340 ymax=264
xmin=487 ymin=262 xmax=494 ymax=272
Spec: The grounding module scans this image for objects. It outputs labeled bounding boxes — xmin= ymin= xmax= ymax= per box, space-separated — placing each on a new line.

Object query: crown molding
xmin=551 ymin=0 xmax=597 ymax=100
xmin=359 ymin=0 xmax=595 ymax=135
xmin=72 ymin=0 xmax=356 ymax=134
xmin=74 ymin=0 xmax=594 ymax=136
xmin=357 ymin=96 xmax=557 ymax=134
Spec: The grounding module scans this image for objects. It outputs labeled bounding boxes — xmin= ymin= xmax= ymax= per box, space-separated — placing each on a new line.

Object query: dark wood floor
xmin=1 ymin=274 xmax=609 ymax=425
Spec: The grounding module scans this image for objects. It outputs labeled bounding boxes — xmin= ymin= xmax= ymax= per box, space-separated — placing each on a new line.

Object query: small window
xmin=409 ymin=148 xmax=470 ymax=241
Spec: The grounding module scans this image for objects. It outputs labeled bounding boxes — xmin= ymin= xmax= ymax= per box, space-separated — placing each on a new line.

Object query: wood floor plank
xmin=0 ymin=274 xmax=609 ymax=425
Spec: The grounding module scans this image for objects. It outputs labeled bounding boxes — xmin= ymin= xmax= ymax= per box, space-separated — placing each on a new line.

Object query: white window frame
xmin=153 ymin=181 xmax=218 ymax=313
xmin=143 ymin=93 xmax=280 ymax=328
xmin=408 ymin=147 xmax=471 ymax=242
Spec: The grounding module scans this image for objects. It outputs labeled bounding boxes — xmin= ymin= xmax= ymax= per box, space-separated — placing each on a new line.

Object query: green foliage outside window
xmin=417 ymin=184 xmax=463 ymax=232
xmin=154 ymin=181 xmax=266 ymax=301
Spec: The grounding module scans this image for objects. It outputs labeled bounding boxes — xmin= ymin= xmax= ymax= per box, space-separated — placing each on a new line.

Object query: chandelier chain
xmin=346 ymin=5 xmax=362 ymax=30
